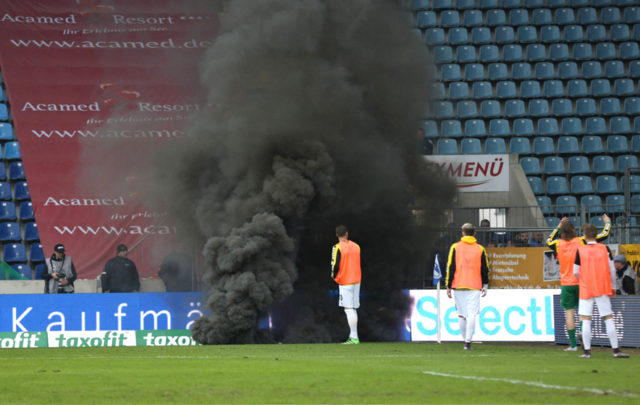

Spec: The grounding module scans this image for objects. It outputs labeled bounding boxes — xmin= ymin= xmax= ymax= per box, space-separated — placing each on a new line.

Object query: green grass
xmin=1 ymin=342 xmax=639 ymax=404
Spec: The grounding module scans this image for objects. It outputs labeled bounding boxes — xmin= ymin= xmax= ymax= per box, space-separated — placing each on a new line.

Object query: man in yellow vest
xmin=331 ymin=225 xmax=362 ymax=345
xmin=573 ymin=223 xmax=629 ymax=358
xmin=446 ymin=223 xmax=490 ymax=350
xmin=547 ymin=215 xmax=610 ymax=351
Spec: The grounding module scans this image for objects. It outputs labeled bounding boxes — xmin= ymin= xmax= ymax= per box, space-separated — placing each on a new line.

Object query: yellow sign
xmin=487 ymin=247 xmax=561 ymax=289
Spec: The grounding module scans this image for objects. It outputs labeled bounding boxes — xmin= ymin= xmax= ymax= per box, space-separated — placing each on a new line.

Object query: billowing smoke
xmin=153 ymin=0 xmax=457 ymax=344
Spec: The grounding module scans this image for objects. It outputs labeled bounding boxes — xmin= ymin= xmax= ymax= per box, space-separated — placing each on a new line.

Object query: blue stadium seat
xmin=620 ymin=42 xmax=640 ymax=59
xmin=436 ymin=138 xmax=459 ymax=155
xmin=487 ymin=9 xmax=508 ymax=26
xmin=449 ymin=27 xmax=469 ymax=45
xmin=520 ymin=157 xmax=542 ymax=175
xmin=534 ymin=62 xmax=555 ymax=80
xmin=464 ymin=63 xmax=485 ymax=81
xmin=543 ymin=80 xmax=564 ymax=98
xmin=527 ymin=176 xmax=544 ymax=194
xmin=575 ymin=98 xmax=597 ymax=116
xmin=0 ymin=222 xmax=21 ymax=242
xmin=8 ymin=162 xmax=25 ymax=181
xmin=0 ymin=182 xmax=10 ymax=202
xmin=441 ymin=10 xmax=461 ymax=27
xmin=479 ymin=45 xmax=500 ymax=63
xmin=435 ymin=101 xmax=455 ymax=119
xmin=581 ymin=195 xmax=604 ymax=215
xmin=3 ymin=142 xmax=20 ymax=161
xmin=457 ymin=101 xmax=478 ymax=118
xmin=503 ymin=0 xmax=523 ymax=7
xmin=456 ymin=45 xmax=477 ymax=63
xmin=555 ymin=8 xmax=576 ymax=25
xmin=471 ymin=27 xmax=492 ymax=44
xmin=632 ymin=194 xmax=640 ymax=213
xmin=591 ymin=79 xmax=612 ymax=97
xmin=540 ymin=25 xmax=561 ymax=43
xmin=24 ymin=222 xmax=39 ymax=243
xmin=570 ymin=175 xmax=594 ymax=194
xmin=485 ymin=137 xmax=507 ymax=154
xmin=600 ymin=98 xmax=621 ymax=116
xmin=611 ymin=24 xmax=631 ymax=41
xmin=510 ymin=9 xmax=530 ymax=25
xmin=441 ymin=120 xmax=463 ymax=138
xmin=538 ymin=117 xmax=560 ymax=136
xmin=11 ymin=264 xmax=31 ymax=280
xmin=617 ymin=154 xmax=639 ymax=172
xmin=572 ymin=43 xmax=593 ymax=60
xmin=533 ymin=136 xmax=555 ymax=154
xmin=609 ymin=116 xmax=631 ymax=134
xmin=563 ymin=25 xmax=584 ymax=43
xmin=0 ymin=202 xmax=17 ymax=221
xmin=607 ymin=134 xmax=629 ymax=153
xmin=480 ymin=100 xmax=501 ymax=118
xmin=596 ymin=43 xmax=617 ymax=60
xmin=525 ymin=44 xmax=546 ymax=61
xmin=561 ymin=117 xmax=583 ymax=135
xmin=431 ymin=82 xmax=445 ymax=100
xmin=417 ymin=11 xmax=437 ymax=28
xmin=19 ymin=201 xmax=34 ymax=222
xmin=457 ymin=0 xmax=477 ymax=9
xmin=604 ymin=60 xmax=626 ymax=78
xmin=557 ymin=60 xmax=578 ymax=77
xmin=593 ymin=155 xmax=616 ymax=174
xmin=532 ymin=8 xmax=553 ymax=26
xmin=577 ymin=8 xmax=598 ymax=25
xmin=537 ymin=196 xmax=554 ymax=215
xmin=422 ymin=120 xmax=439 ymax=138
xmin=512 ymin=62 xmax=533 ymax=79
xmin=434 ymin=46 xmax=454 ymax=63
xmin=543 ymin=156 xmax=565 ymax=175
xmin=605 ymin=194 xmax=625 ymax=213
xmin=545 ymin=216 xmax=561 ymax=227
xmin=441 ymin=64 xmax=462 ymax=81
xmin=517 ymin=26 xmax=538 ymax=43
xmin=510 ymin=137 xmax=532 ymax=154
xmin=529 ymin=99 xmax=550 ymax=117
xmin=464 ymin=119 xmax=487 ymax=136
xmin=551 ymin=99 xmax=573 ymax=116
xmin=546 ymin=176 xmax=570 ymax=195
xmin=621 ymin=175 xmax=640 ymax=193
xmin=586 ymin=117 xmax=608 ymax=134
xmin=625 ymin=6 xmax=640 ymax=23
xmin=0 ymin=123 xmax=14 ymax=141
xmin=633 ymin=135 xmax=640 ymax=152
xmin=29 ymin=243 xmax=45 ymax=264
xmin=496 ymin=81 xmax=517 ymax=98
xmin=567 ymin=79 xmax=588 ymax=97
xmin=460 ymin=137 xmax=483 ymax=154
xmin=558 ymin=136 xmax=580 ymax=154
xmin=568 ymin=155 xmax=591 ymax=174
xmin=4 ymin=243 xmax=27 ymax=264
xmin=489 ymin=119 xmax=511 ymax=136
xmin=410 ymin=0 xmax=431 ymax=11
xmin=613 ymin=78 xmax=635 ymax=96
xmin=582 ymin=135 xmax=604 ymax=154
xmin=0 ymin=104 xmax=9 ymax=121
xmin=503 ymin=44 xmax=524 ymax=62
xmin=586 ymin=25 xmax=607 ymax=42
xmin=603 ymin=7 xmax=622 ymax=24
xmin=463 ymin=10 xmax=483 ymax=27
xmin=472 ymin=81 xmax=493 ymax=99
xmin=556 ymin=195 xmax=578 ymax=215
xmin=14 ymin=181 xmax=30 ymax=201
xmin=624 ymin=97 xmax=640 ymax=115
xmin=582 ymin=61 xmax=602 ymax=79
xmin=488 ymin=63 xmax=509 ymax=80
xmin=433 ymin=0 xmax=453 ymax=10
xmin=520 ymin=80 xmax=541 ymax=98
xmin=596 ymin=175 xmax=619 ymax=194
xmin=425 ymin=28 xmax=446 ymax=46
xmin=513 ymin=118 xmax=535 ymax=136
xmin=630 ymin=60 xmax=640 ymax=77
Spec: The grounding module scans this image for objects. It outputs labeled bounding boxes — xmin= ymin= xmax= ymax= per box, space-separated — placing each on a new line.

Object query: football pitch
xmin=2 ymin=342 xmax=639 ymax=404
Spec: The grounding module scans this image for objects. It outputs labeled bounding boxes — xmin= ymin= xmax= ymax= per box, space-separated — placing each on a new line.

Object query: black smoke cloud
xmin=152 ymin=0 xmax=457 ymax=344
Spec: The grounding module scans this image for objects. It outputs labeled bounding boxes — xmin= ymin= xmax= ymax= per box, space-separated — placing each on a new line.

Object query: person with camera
xmin=42 ymin=243 xmax=77 ymax=294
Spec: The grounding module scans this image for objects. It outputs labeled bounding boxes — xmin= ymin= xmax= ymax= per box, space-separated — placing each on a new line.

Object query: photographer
xmin=42 ymin=243 xmax=77 ymax=294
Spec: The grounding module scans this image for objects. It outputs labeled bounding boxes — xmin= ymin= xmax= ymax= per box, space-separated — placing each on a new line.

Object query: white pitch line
xmin=422 ymin=370 xmax=640 ymax=399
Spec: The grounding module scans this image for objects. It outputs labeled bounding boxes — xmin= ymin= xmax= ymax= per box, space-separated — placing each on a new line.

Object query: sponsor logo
xmin=136 ymin=330 xmax=198 ymax=346
xmin=0 ymin=13 xmax=77 ymax=24
xmin=44 ymin=196 xmax=125 ymax=207
xmin=0 ymin=331 xmax=47 ymax=348
xmin=21 ymin=101 xmax=100 ymax=112
xmin=112 ymin=15 xmax=175 ymax=25
xmin=48 ymin=331 xmax=135 ymax=347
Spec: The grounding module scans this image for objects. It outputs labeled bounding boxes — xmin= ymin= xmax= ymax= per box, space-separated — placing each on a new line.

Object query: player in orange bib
xmin=331 ymin=225 xmax=362 ymax=345
xmin=573 ymin=223 xmax=629 ymax=358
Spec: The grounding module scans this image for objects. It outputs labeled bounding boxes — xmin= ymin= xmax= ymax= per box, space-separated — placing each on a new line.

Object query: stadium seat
xmin=625 ymin=6 xmax=640 ymax=23
xmin=611 ymin=24 xmax=631 ymax=41
xmin=3 ymin=142 xmax=20 ymax=161
xmin=593 ymin=155 xmax=616 ymax=174
xmin=487 ymin=9 xmax=508 ymax=26
xmin=0 ymin=222 xmax=21 ymax=242
xmin=8 ymin=162 xmax=25 ymax=181
xmin=513 ymin=118 xmax=535 ymax=136
xmin=464 ymin=119 xmax=487 ymax=136
xmin=434 ymin=46 xmax=454 ymax=64
xmin=0 ymin=182 xmax=11 ymax=201
xmin=460 ymin=137 xmax=483 ymax=154
xmin=557 ymin=61 xmax=578 ymax=78
xmin=610 ymin=117 xmax=631 ymax=134
xmin=485 ymin=137 xmax=507 ymax=154
xmin=410 ymin=0 xmax=430 ymax=11
xmin=503 ymin=0 xmax=523 ymax=7
xmin=577 ymin=8 xmax=598 ymax=25
xmin=436 ymin=138 xmax=459 ymax=155
xmin=567 ymin=79 xmax=588 ymax=97
xmin=417 ymin=11 xmax=437 ymax=28
xmin=605 ymin=194 xmax=625 ymax=213
xmin=525 ymin=44 xmax=546 ymax=62
xmin=633 ymin=135 xmax=640 ymax=152
xmin=546 ymin=176 xmax=570 ymax=195
xmin=517 ymin=26 xmax=538 ymax=43
xmin=520 ymin=157 xmax=542 ymax=175
xmin=538 ymin=117 xmax=560 ymax=136
xmin=582 ymin=135 xmax=604 ymax=154
xmin=596 ymin=43 xmax=617 ymax=60
xmin=632 ymin=194 xmax=640 ymax=213
xmin=464 ymin=63 xmax=485 ymax=81
xmin=586 ymin=25 xmax=607 ymax=42
xmin=433 ymin=0 xmax=453 ymax=9
xmin=534 ymin=62 xmax=555 ymax=80
xmin=545 ymin=216 xmax=560 ymax=227
xmin=617 ymin=154 xmax=639 ymax=172
xmin=527 ymin=176 xmax=544 ymax=194
xmin=463 ymin=10 xmax=483 ymax=27
xmin=480 ymin=100 xmax=501 ymax=118
xmin=471 ymin=27 xmax=492 ymax=44
xmin=19 ymin=201 xmax=34 ymax=222
xmin=532 ymin=8 xmax=553 ymax=26
xmin=529 ymin=99 xmax=550 ymax=117
xmin=503 ymin=44 xmax=524 ymax=62
xmin=488 ymin=63 xmax=509 ymax=80
xmin=441 ymin=119 xmax=464 ymax=138
xmin=582 ymin=61 xmax=602 ymax=79
xmin=561 ymin=117 xmax=583 ymax=135
xmin=425 ymin=28 xmax=446 ymax=46
xmin=472 ymin=81 xmax=493 ymax=99
xmin=441 ymin=10 xmax=461 ymax=27
xmin=563 ymin=25 xmax=584 ymax=43
xmin=509 ymin=9 xmax=530 ymax=25
xmin=505 ymin=100 xmax=526 ymax=117
xmin=11 ymin=264 xmax=31 ymax=280
xmin=543 ymin=80 xmax=564 ymax=98
xmin=543 ymin=156 xmax=565 ymax=175
xmin=457 ymin=101 xmax=478 ymax=118
xmin=435 ymin=101 xmax=455 ymax=119
xmin=441 ymin=64 xmax=462 ymax=81
xmin=24 ymin=222 xmax=39 ymax=243
xmin=568 ymin=155 xmax=591 ymax=174
xmin=556 ymin=195 xmax=578 ymax=215
xmin=596 ymin=175 xmax=619 ymax=194
xmin=575 ymin=98 xmax=597 ymax=116
xmin=613 ymin=78 xmax=635 ymax=96
xmin=624 ymin=97 xmax=640 ymax=115
xmin=0 ymin=104 xmax=8 ymax=121
xmin=537 ymin=196 xmax=554 ymax=215
xmin=581 ymin=195 xmax=604 ymax=215
xmin=489 ymin=119 xmax=511 ymax=136
xmin=456 ymin=45 xmax=477 ymax=63
xmin=540 ymin=25 xmax=561 ymax=43
xmin=496 ymin=81 xmax=517 ymax=99
xmin=449 ymin=27 xmax=469 ymax=45
xmin=34 ymin=262 xmax=45 ymax=279
xmin=621 ymin=175 xmax=640 ymax=193
xmin=550 ymin=44 xmax=571 ymax=63
xmin=603 ymin=7 xmax=622 ymax=24
xmin=558 ymin=136 xmax=580 ymax=154
xmin=555 ymin=8 xmax=576 ymax=25
xmin=0 ymin=202 xmax=17 ymax=222
xmin=520 ymin=80 xmax=541 ymax=98
xmin=604 ymin=60 xmax=626 ymax=78
xmin=0 ymin=123 xmax=14 ymax=141
xmin=630 ymin=60 xmax=640 ymax=77
xmin=533 ymin=136 xmax=555 ymax=154
xmin=511 ymin=62 xmax=532 ymax=80
xmin=607 ymin=134 xmax=629 ymax=153
xmin=551 ymin=99 xmax=573 ymax=116
xmin=590 ymin=79 xmax=612 ymax=97
xmin=422 ymin=120 xmax=438 ymax=138
xmin=585 ymin=117 xmax=607 ymax=135
xmin=620 ymin=42 xmax=640 ymax=59
xmin=29 ymin=244 xmax=45 ymax=264
xmin=4 ymin=243 xmax=27 ymax=264
xmin=14 ymin=181 xmax=30 ymax=201
xmin=510 ymin=137 xmax=532 ymax=154
xmin=571 ymin=175 xmax=595 ymax=194
xmin=573 ymin=43 xmax=594 ymax=61
xmin=600 ymin=98 xmax=621 ymax=116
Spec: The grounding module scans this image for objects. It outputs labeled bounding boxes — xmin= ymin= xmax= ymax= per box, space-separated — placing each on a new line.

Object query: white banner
xmin=424 ymin=154 xmax=509 ymax=192
xmin=47 ymin=330 xmax=136 ymax=347
xmin=409 ymin=289 xmax=560 ymax=342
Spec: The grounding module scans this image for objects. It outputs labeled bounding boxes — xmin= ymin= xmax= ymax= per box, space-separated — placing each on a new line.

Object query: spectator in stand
xmin=159 ymin=248 xmax=194 ymax=292
xmin=529 ymin=231 xmax=545 ymax=247
xmin=42 ymin=243 xmax=77 ymax=294
xmin=416 ymin=128 xmax=433 ymax=155
xmin=614 ymin=254 xmax=639 ymax=296
xmin=510 ymin=231 xmax=530 ymax=247
xmin=101 ymin=244 xmax=140 ymax=293
xmin=477 ymin=219 xmax=496 ymax=248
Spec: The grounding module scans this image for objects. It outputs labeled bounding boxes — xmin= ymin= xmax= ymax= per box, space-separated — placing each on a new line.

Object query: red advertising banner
xmin=0 ymin=0 xmax=218 ymax=278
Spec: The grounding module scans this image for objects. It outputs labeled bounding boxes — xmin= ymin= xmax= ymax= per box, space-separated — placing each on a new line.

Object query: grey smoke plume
xmin=153 ymin=0 xmax=456 ymax=344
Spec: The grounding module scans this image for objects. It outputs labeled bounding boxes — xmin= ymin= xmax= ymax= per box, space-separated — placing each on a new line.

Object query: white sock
xmin=605 ymin=318 xmax=619 ymax=349
xmin=345 ymin=308 xmax=358 ymax=339
xmin=466 ymin=314 xmax=476 ymax=343
xmin=582 ymin=320 xmax=592 ymax=350
xmin=458 ymin=317 xmax=467 ymax=342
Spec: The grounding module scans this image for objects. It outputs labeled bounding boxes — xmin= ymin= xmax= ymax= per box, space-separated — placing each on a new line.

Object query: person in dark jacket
xmin=42 ymin=243 xmax=77 ymax=294
xmin=101 ymin=244 xmax=140 ymax=293
xmin=614 ymin=254 xmax=639 ymax=295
